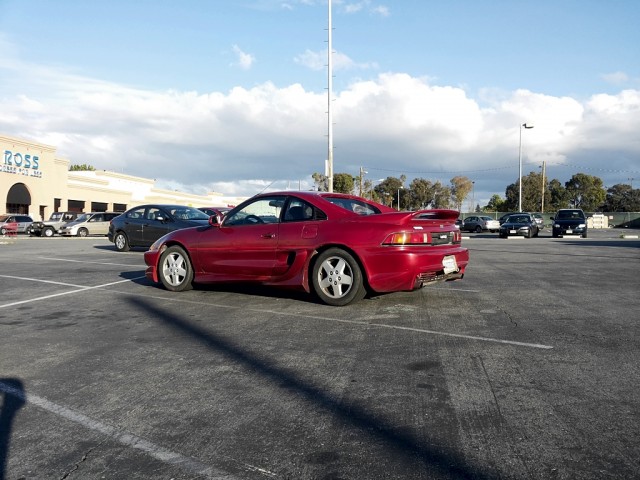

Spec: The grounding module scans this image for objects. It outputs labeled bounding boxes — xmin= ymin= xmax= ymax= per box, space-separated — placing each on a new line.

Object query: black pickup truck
xmin=552 ymin=209 xmax=588 ymax=238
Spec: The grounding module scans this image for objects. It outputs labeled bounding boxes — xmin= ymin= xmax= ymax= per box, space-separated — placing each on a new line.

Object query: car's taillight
xmin=383 ymin=232 xmax=430 ymax=245
xmin=383 ymin=229 xmax=461 ymax=246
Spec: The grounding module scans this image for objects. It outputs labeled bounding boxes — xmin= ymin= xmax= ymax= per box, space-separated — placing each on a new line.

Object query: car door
xmin=275 ymin=198 xmax=323 ymax=276
xmin=121 ymin=207 xmax=147 ymax=245
xmin=196 ymin=196 xmax=284 ymax=279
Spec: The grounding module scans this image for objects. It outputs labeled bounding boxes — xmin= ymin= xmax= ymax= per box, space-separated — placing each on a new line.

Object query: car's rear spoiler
xmin=410 ymin=209 xmax=460 ymax=222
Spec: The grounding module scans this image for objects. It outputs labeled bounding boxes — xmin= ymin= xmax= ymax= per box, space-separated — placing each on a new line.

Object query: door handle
xmin=261 ymin=233 xmax=276 ymax=239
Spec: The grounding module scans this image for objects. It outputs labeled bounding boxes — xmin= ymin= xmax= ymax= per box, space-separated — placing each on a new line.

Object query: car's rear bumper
xmin=362 ymin=245 xmax=469 ymax=293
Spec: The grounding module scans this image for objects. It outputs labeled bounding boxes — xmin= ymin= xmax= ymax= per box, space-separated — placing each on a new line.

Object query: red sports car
xmin=144 ymin=191 xmax=469 ymax=306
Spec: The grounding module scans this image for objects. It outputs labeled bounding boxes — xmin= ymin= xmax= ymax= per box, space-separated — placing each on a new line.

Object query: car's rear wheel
xmin=43 ymin=227 xmax=55 ymax=237
xmin=312 ymin=248 xmax=366 ymax=306
xmin=114 ymin=231 xmax=130 ymax=252
xmin=25 ymin=226 xmax=32 ymax=235
xmin=159 ymin=246 xmax=193 ymax=292
xmin=78 ymin=228 xmax=89 ymax=237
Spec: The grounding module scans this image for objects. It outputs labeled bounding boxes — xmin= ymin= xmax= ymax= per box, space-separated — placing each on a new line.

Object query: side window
xmin=126 ymin=207 xmax=146 ymax=219
xmin=224 ymin=196 xmax=285 ymax=226
xmin=146 ymin=207 xmax=163 ymax=221
xmin=284 ymin=200 xmax=314 ymax=222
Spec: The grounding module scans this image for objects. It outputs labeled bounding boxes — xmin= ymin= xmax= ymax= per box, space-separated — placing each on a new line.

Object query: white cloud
xmin=342 ymin=1 xmax=389 ymax=16
xmin=1 ymin=57 xmax=638 ymax=202
xmin=601 ymin=71 xmax=629 ymax=85
xmin=231 ymin=44 xmax=255 ymax=70
xmin=294 ymin=49 xmax=378 ymax=71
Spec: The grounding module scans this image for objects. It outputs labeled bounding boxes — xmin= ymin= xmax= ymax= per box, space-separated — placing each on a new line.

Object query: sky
xmin=1 ymin=0 xmax=639 ymax=207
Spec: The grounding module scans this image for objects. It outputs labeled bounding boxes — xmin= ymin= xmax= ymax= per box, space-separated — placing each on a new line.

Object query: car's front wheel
xmin=475 ymin=226 xmax=482 ymax=233
xmin=159 ymin=246 xmax=194 ymax=292
xmin=312 ymin=248 xmax=366 ymax=306
xmin=43 ymin=227 xmax=55 ymax=237
xmin=114 ymin=232 xmax=130 ymax=252
xmin=77 ymin=228 xmax=89 ymax=237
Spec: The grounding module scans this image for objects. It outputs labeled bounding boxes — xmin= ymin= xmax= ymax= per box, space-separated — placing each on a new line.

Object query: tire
xmin=114 ymin=231 xmax=130 ymax=252
xmin=582 ymin=232 xmax=588 ymax=238
xmin=0 ymin=227 xmax=5 ymax=235
xmin=475 ymin=226 xmax=482 ymax=233
xmin=159 ymin=246 xmax=193 ymax=292
xmin=26 ymin=226 xmax=33 ymax=235
xmin=312 ymin=248 xmax=366 ymax=306
xmin=77 ymin=228 xmax=89 ymax=237
xmin=526 ymin=229 xmax=533 ymax=238
xmin=43 ymin=227 xmax=55 ymax=237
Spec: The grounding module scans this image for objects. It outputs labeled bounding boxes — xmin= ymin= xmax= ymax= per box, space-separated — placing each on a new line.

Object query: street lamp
xmin=518 ymin=123 xmax=534 ymax=212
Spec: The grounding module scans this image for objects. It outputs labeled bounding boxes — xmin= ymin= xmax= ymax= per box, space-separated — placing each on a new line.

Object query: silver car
xmin=0 ymin=214 xmax=34 ymax=235
xmin=462 ymin=215 xmax=500 ymax=233
xmin=59 ymin=212 xmax=120 ymax=237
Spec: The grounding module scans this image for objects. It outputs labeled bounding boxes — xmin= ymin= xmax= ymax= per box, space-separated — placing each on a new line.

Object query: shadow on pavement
xmin=128 ymin=296 xmax=493 ymax=479
xmin=0 ymin=378 xmax=26 ymax=480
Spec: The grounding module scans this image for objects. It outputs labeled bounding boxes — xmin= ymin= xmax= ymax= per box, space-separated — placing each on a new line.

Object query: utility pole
xmin=541 ymin=161 xmax=546 ymax=213
xmin=326 ymin=0 xmax=334 ymax=192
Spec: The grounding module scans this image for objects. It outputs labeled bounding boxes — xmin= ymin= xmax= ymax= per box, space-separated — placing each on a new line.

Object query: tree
xmin=565 ymin=173 xmax=606 ymax=211
xmin=503 ymin=171 xmax=551 ymax=212
xmin=601 ymin=184 xmax=640 ymax=211
xmin=432 ymin=182 xmax=452 ymax=209
xmin=406 ymin=178 xmax=439 ymax=210
xmin=450 ymin=176 xmax=473 ymax=211
xmin=373 ymin=175 xmax=406 ymax=209
xmin=547 ymin=179 xmax=569 ymax=211
xmin=483 ymin=194 xmax=505 ymax=213
xmin=311 ymin=172 xmax=328 ymax=192
xmin=333 ymin=173 xmax=355 ymax=194
xmin=69 ymin=164 xmax=95 ymax=171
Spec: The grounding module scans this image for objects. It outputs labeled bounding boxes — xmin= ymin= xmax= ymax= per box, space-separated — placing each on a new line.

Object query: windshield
xmin=557 ymin=210 xmax=584 ymax=220
xmin=73 ymin=214 xmax=91 ymax=223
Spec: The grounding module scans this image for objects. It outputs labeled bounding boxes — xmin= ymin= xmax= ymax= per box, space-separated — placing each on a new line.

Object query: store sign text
xmin=2 ymin=150 xmax=42 ymax=178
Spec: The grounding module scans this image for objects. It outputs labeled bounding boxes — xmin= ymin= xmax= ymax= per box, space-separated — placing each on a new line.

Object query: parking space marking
xmin=0 ymin=276 xmax=145 ymax=309
xmin=111 ymin=289 xmax=553 ymax=350
xmin=38 ymin=256 xmax=137 ymax=267
xmin=0 ymin=381 xmax=256 ymax=479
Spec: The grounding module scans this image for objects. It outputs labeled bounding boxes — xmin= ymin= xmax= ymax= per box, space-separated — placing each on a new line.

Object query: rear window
xmin=324 ymin=197 xmax=381 ymax=216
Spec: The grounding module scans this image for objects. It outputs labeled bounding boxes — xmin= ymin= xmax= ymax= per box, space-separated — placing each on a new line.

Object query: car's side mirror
xmin=209 ymin=215 xmax=221 ymax=227
xmin=156 ymin=216 xmax=165 ymax=222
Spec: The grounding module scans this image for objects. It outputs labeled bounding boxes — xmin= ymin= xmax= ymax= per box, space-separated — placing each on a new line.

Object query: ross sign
xmin=2 ymin=150 xmax=42 ymax=178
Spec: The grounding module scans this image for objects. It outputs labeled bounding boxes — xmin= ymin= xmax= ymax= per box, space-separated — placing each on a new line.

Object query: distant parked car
xmin=499 ymin=212 xmax=529 ymax=224
xmin=499 ymin=213 xmax=540 ymax=238
xmin=462 ymin=215 xmax=500 ymax=233
xmin=59 ymin=212 xmax=120 ymax=237
xmin=108 ymin=204 xmax=211 ymax=252
xmin=552 ymin=209 xmax=588 ymax=238
xmin=30 ymin=212 xmax=79 ymax=237
xmin=0 ymin=214 xmax=33 ymax=235
xmin=532 ymin=213 xmax=544 ymax=229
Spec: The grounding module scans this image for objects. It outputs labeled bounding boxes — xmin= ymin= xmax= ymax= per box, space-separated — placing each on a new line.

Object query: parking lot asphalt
xmin=1 ymin=229 xmax=639 ymax=480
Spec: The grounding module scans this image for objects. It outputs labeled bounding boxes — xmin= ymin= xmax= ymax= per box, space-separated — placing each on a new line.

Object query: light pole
xmin=397 ymin=186 xmax=404 ymax=211
xmin=518 ymin=123 xmax=534 ymax=212
xmin=471 ymin=181 xmax=475 ymax=212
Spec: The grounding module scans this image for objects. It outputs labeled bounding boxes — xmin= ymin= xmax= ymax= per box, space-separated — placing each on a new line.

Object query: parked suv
xmin=552 ymin=209 xmax=588 ymax=238
xmin=30 ymin=212 xmax=80 ymax=237
xmin=59 ymin=212 xmax=120 ymax=237
xmin=0 ymin=214 xmax=34 ymax=235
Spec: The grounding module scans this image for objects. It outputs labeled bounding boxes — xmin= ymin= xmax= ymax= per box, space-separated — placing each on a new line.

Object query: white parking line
xmin=0 ymin=381 xmax=268 ymax=479
xmin=111 ymin=290 xmax=553 ymax=350
xmin=38 ymin=256 xmax=137 ymax=267
xmin=0 ymin=276 xmax=145 ymax=309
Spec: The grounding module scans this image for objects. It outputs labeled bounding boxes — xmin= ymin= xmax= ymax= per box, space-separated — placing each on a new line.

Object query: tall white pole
xmin=518 ymin=123 xmax=534 ymax=212
xmin=327 ymin=0 xmax=334 ymax=192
